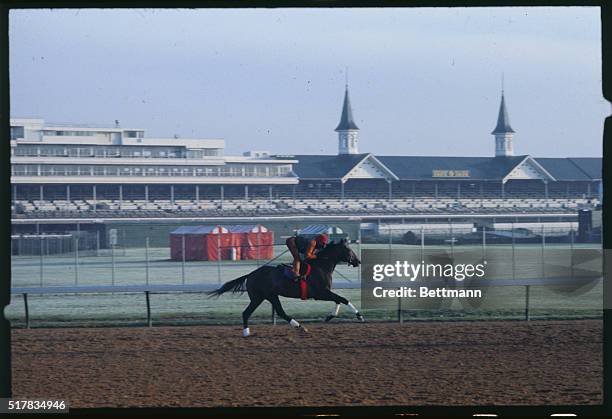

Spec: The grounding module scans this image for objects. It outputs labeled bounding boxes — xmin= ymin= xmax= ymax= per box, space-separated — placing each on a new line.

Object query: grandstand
xmin=10 ymin=87 xmax=601 ymax=236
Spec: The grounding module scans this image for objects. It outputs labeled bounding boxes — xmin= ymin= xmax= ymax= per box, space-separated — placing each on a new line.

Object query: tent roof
xmin=226 ymin=225 xmax=268 ymax=233
xmin=298 ymin=224 xmax=344 ymax=235
xmin=170 ymin=225 xmax=226 ymax=235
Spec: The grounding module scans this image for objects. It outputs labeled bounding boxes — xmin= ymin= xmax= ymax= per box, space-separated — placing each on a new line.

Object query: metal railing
xmin=10 ymin=274 xmax=602 ymax=329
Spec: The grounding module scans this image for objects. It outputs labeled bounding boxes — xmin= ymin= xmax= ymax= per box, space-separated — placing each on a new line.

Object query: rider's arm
xmin=304 ymin=239 xmax=318 ymax=260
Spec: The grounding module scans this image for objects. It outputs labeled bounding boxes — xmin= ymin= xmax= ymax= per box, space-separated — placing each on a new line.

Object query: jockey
xmin=285 ymin=233 xmax=329 ymax=278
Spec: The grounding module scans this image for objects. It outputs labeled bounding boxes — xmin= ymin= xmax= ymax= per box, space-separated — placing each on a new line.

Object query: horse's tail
xmin=206 ymin=266 xmax=265 ymax=297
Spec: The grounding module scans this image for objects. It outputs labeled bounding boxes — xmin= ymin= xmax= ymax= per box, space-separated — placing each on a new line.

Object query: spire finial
xmin=345 ymin=66 xmax=349 ymax=89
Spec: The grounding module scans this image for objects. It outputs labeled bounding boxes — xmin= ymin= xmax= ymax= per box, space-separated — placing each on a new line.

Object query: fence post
xmin=23 ymin=293 xmax=30 ymax=329
xmin=524 ymin=285 xmax=530 ymax=321
xmin=272 ymin=305 xmax=276 ymax=325
xmin=96 ymin=230 xmax=100 ymax=257
xmin=181 ymin=234 xmax=186 ymax=285
xmin=511 ymin=223 xmax=516 ymax=281
xmin=145 ymin=237 xmax=150 ymax=285
xmin=482 ymin=225 xmax=487 ymax=260
xmin=420 ymin=226 xmax=425 ymax=261
xmin=39 ymin=236 xmax=44 ymax=287
xmin=388 ymin=226 xmax=392 ymax=259
xmin=449 ymin=219 xmax=454 ymax=258
xmin=111 ymin=243 xmax=116 ymax=286
xmin=541 ymin=225 xmax=545 ymax=279
xmin=145 ymin=291 xmax=152 ymax=327
xmin=257 ymin=231 xmax=261 ymax=266
xmin=569 ymin=228 xmax=574 ymax=280
xmin=74 ymin=236 xmax=79 ymax=286
xmin=398 ymin=295 xmax=403 ymax=324
xmin=357 ymin=227 xmax=362 ymax=283
xmin=216 ymin=233 xmax=222 ymax=285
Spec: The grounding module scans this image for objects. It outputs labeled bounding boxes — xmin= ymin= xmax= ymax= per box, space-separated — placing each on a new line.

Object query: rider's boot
xmin=292 ymin=260 xmax=301 ymax=282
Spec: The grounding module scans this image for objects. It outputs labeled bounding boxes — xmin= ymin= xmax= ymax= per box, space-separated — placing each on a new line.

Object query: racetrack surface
xmin=12 ymin=320 xmax=602 ymax=408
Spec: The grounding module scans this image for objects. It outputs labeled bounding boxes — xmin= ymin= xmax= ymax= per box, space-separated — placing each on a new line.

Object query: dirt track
xmin=11 ymin=320 xmax=602 ymax=408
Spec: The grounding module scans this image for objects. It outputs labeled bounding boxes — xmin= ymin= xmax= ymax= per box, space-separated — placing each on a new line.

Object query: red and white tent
xmin=170 ymin=225 xmax=231 ymax=261
xmin=227 ymin=225 xmax=274 ymax=260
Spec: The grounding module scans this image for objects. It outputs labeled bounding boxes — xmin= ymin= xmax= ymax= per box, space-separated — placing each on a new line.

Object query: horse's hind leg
xmin=268 ymin=295 xmax=307 ymax=333
xmin=242 ymin=296 xmax=263 ymax=337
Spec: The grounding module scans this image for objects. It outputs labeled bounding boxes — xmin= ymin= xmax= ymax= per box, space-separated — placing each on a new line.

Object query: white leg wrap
xmin=347 ymin=302 xmax=359 ymax=314
xmin=331 ymin=304 xmax=340 ymax=316
xmin=289 ymin=319 xmax=300 ymax=328
xmin=242 ymin=328 xmax=250 ymax=337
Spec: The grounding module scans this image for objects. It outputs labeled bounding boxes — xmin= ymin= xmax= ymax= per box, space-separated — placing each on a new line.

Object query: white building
xmin=10 ymin=118 xmax=298 ymax=207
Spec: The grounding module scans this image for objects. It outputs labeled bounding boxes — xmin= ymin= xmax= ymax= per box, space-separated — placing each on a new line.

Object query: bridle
xmin=317 ymin=243 xmax=358 ymax=266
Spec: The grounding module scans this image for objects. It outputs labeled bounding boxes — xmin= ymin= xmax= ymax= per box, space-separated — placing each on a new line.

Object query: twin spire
xmin=491 ymin=91 xmax=515 ymax=135
xmin=335 ymin=86 xmax=359 ymax=132
xmin=336 ymin=74 xmax=360 ymax=154
xmin=491 ymin=81 xmax=516 ymax=156
xmin=334 ymin=73 xmax=516 ymax=157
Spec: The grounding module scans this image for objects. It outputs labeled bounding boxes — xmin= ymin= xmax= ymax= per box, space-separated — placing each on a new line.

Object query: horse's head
xmin=322 ymin=238 xmax=360 ymax=267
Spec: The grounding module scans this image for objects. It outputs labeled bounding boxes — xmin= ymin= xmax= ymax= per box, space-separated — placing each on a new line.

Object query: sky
xmin=9 ymin=7 xmax=608 ymax=157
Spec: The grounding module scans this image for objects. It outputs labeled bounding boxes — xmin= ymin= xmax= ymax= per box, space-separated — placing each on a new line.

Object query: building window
xmin=10 ymin=126 xmax=24 ymax=140
xmin=187 ymin=150 xmax=203 ymax=159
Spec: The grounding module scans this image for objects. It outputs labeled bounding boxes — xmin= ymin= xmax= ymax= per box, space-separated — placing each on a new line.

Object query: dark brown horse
xmin=208 ymin=239 xmax=364 ymax=337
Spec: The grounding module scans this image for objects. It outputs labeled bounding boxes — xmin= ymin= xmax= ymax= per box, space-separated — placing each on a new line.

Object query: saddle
xmin=279 ymin=263 xmax=311 ymax=300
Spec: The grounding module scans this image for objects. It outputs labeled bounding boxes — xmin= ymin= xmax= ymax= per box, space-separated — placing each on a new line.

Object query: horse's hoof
xmin=356 ymin=313 xmax=365 ymax=323
xmin=242 ymin=328 xmax=251 ymax=337
xmin=298 ymin=325 xmax=309 ymax=333
xmin=324 ymin=315 xmax=335 ymax=322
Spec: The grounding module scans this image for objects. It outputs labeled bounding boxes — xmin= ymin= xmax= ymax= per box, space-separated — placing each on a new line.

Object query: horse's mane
xmin=315 ymin=241 xmax=343 ymax=260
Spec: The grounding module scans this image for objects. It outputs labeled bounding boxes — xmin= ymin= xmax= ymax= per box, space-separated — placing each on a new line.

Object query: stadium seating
xmin=11 ymin=178 xmax=600 ymax=219
xmin=11 ymin=193 xmax=598 ymax=219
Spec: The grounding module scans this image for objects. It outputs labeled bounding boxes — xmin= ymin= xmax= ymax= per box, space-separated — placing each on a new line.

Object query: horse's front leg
xmin=325 ymin=303 xmax=341 ymax=322
xmin=318 ymin=289 xmax=365 ymax=323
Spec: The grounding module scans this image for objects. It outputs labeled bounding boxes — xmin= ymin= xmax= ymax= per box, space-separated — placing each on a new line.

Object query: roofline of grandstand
xmin=10 ymin=212 xmax=578 ymax=224
xmin=10 ymin=176 xmax=299 ymax=185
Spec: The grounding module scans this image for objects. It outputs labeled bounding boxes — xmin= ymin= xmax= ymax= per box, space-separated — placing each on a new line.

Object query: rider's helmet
xmin=316 ymin=234 xmax=329 ymax=247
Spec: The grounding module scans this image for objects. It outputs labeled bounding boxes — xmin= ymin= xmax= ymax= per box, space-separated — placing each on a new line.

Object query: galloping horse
xmin=208 ymin=239 xmax=364 ymax=337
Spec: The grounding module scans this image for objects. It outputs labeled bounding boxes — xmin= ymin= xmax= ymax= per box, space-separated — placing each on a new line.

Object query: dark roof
xmin=568 ymin=158 xmax=602 ymax=180
xmin=536 ymin=158 xmax=595 ymax=181
xmin=286 ymin=153 xmax=369 ymax=179
xmin=335 ymin=87 xmax=359 ymax=131
xmin=377 ymin=155 xmax=525 ymax=180
xmin=279 ymin=154 xmax=602 ymax=182
xmin=491 ymin=93 xmax=515 ymax=134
